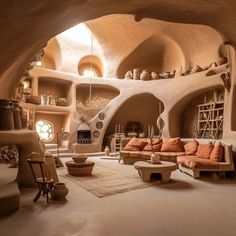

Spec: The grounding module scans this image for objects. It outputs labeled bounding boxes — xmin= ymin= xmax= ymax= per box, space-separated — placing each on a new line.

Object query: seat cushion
xmin=178 ymin=156 xmax=219 ymax=169
xmin=124 ymin=138 xmax=147 ymax=151
xmin=210 ymin=142 xmax=223 ymax=162
xmin=184 ymin=140 xmax=199 ymax=155
xmin=143 ymin=138 xmax=162 ymax=151
xmin=159 ymin=151 xmax=186 ymax=156
xmin=119 ymin=151 xmax=130 ymax=158
xmin=161 ymin=137 xmax=184 ymax=152
xmin=177 ymin=155 xmax=196 ymax=164
xmin=196 ymin=143 xmax=213 ymax=159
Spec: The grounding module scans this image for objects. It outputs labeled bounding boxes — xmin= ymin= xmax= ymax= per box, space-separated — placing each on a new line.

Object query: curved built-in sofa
xmin=119 ymin=137 xmax=235 ymax=178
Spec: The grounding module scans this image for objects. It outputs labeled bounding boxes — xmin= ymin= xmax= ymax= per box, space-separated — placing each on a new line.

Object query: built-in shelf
xmin=197 ymin=101 xmax=224 ymax=139
xmin=20 ymin=102 xmax=70 ymax=115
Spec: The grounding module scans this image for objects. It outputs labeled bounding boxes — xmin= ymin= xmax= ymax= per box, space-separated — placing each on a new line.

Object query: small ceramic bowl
xmin=72 ymin=154 xmax=88 ymax=163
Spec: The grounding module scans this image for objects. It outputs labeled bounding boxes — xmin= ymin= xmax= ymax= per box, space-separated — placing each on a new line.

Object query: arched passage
xmin=103 ymin=93 xmax=164 ymax=148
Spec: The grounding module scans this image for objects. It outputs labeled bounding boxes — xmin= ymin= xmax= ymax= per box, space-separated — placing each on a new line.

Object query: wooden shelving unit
xmin=197 ymin=101 xmax=224 ymax=139
xmin=114 ymin=133 xmax=125 ymax=154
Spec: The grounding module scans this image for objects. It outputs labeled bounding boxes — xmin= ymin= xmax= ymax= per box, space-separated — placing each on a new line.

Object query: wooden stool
xmin=27 ymin=159 xmax=54 ymax=204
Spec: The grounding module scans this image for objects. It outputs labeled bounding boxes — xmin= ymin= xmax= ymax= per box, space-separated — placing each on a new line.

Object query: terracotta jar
xmin=12 ymin=100 xmax=22 ymax=129
xmin=0 ymin=99 xmax=14 ymax=130
xmin=133 ymin=68 xmax=141 ymax=80
xmin=52 ymin=183 xmax=68 ymax=200
xmin=140 ymin=70 xmax=151 ymax=81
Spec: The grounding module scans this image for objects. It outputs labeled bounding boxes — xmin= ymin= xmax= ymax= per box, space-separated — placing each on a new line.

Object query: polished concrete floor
xmin=1 ymin=157 xmax=236 ymax=236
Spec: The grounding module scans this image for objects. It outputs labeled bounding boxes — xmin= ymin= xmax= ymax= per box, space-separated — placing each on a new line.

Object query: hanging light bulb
xmin=88 ymin=32 xmax=94 ymax=108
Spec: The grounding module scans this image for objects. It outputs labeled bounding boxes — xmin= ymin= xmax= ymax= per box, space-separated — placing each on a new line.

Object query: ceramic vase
xmin=150 ymin=153 xmax=160 ymax=164
xmin=52 ymin=183 xmax=68 ymax=201
xmin=140 ymin=70 xmax=151 ymax=81
xmin=133 ymin=68 xmax=141 ymax=80
xmin=151 ymin=71 xmax=159 ymax=80
xmin=105 ymin=146 xmax=110 ymax=156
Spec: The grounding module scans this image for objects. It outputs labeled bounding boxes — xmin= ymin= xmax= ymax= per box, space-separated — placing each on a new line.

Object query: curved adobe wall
xmin=42 ymin=38 xmax=62 ymax=70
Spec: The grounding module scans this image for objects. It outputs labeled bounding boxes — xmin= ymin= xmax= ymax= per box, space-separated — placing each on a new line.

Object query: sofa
xmin=119 ymin=137 xmax=235 ymax=178
xmin=119 ymin=137 xmax=186 ymax=164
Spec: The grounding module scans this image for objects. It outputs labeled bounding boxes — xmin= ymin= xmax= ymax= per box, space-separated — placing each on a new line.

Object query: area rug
xmin=59 ymin=163 xmax=155 ymax=198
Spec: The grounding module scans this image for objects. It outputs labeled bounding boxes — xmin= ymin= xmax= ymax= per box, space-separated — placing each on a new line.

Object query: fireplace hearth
xmin=77 ymin=122 xmax=91 ymax=144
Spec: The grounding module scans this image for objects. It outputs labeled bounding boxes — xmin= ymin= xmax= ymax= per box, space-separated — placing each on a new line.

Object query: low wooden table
xmin=134 ymin=161 xmax=177 ymax=183
xmin=65 ymin=161 xmax=95 ymax=176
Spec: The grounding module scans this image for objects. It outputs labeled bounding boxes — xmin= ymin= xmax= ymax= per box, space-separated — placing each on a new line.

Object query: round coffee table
xmin=134 ymin=161 xmax=177 ymax=183
xmin=65 ymin=161 xmax=95 ymax=176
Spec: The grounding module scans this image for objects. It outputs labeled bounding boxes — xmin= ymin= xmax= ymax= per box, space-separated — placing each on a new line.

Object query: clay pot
xmin=72 ymin=154 xmax=88 ymax=163
xmin=56 ymin=98 xmax=68 ymax=106
xmin=151 ymin=71 xmax=160 ymax=80
xmin=12 ymin=100 xmax=22 ymax=129
xmin=0 ymin=99 xmax=14 ymax=130
xmin=133 ymin=68 xmax=141 ymax=80
xmin=105 ymin=146 xmax=110 ymax=156
xmin=52 ymin=183 xmax=68 ymax=201
xmin=140 ymin=70 xmax=151 ymax=81
xmin=26 ymin=95 xmax=41 ymax=105
xmin=124 ymin=71 xmax=133 ymax=80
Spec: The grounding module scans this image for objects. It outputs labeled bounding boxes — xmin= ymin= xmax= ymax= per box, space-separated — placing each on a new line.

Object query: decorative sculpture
xmin=220 ymin=72 xmax=231 ymax=92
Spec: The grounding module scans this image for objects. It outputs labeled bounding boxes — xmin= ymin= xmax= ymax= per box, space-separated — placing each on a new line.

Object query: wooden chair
xmin=27 ymin=158 xmax=54 ymax=204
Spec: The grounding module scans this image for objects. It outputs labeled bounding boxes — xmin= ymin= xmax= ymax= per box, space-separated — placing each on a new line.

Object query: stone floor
xmin=1 ymin=157 xmax=236 ymax=236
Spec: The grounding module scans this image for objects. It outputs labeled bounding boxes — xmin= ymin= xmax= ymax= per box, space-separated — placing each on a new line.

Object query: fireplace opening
xmin=77 ymin=130 xmax=91 ymax=144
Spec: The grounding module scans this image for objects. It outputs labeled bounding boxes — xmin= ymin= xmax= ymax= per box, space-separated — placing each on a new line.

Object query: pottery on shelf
xmin=140 ymin=70 xmax=151 ymax=81
xmin=72 ymin=153 xmax=88 ymax=163
xmin=26 ymin=95 xmax=41 ymax=105
xmin=151 ymin=71 xmax=160 ymax=80
xmin=124 ymin=70 xmax=133 ymax=80
xmin=56 ymin=98 xmax=68 ymax=106
xmin=51 ymin=183 xmax=68 ymax=201
xmin=133 ymin=68 xmax=141 ymax=80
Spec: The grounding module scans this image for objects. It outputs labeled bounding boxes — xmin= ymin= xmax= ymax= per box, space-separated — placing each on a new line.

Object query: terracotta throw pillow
xmin=196 ymin=143 xmax=213 ymax=159
xmin=143 ymin=139 xmax=162 ymax=152
xmin=210 ymin=142 xmax=223 ymax=162
xmin=160 ymin=137 xmax=184 ymax=152
xmin=124 ymin=138 xmax=147 ymax=151
xmin=184 ymin=140 xmax=199 ymax=155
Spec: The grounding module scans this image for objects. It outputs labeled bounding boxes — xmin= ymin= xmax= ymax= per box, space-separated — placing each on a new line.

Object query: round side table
xmin=134 ymin=161 xmax=177 ymax=183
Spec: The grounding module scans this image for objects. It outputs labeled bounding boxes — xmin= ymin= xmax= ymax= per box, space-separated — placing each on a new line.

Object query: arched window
xmin=36 ymin=120 xmax=54 ymax=142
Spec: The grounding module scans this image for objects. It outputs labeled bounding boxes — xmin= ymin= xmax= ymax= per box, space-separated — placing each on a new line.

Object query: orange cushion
xmin=196 ymin=143 xmax=213 ymax=159
xmin=210 ymin=142 xmax=223 ymax=162
xmin=184 ymin=140 xmax=199 ymax=155
xmin=124 ymin=138 xmax=147 ymax=151
xmin=143 ymin=139 xmax=162 ymax=152
xmin=161 ymin=137 xmax=184 ymax=152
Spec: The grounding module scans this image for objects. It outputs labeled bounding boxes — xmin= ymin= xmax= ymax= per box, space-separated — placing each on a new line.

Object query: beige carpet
xmin=60 ymin=162 xmax=155 ymax=198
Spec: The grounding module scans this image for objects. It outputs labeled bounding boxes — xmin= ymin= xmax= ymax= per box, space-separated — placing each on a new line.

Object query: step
xmin=45 ymin=144 xmax=58 ymax=150
xmin=52 ymin=153 xmax=73 ymax=158
xmin=46 ymin=148 xmax=69 ymax=154
xmin=0 ymin=181 xmax=20 ymax=215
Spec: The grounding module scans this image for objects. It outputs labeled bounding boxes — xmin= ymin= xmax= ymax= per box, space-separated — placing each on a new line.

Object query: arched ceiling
xmin=0 ymin=0 xmax=236 ymax=97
